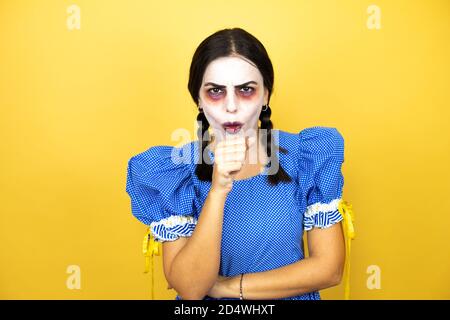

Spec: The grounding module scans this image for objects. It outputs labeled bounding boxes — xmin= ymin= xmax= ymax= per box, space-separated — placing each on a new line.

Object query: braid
xmin=195 ymin=110 xmax=213 ymax=181
xmin=259 ymin=105 xmax=292 ymax=186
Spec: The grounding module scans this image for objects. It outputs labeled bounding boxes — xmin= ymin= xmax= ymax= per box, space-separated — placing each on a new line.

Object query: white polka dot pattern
xmin=297 ymin=126 xmax=345 ymax=231
xmin=126 ymin=145 xmax=199 ymax=242
xmin=125 ymin=126 xmax=345 ymax=300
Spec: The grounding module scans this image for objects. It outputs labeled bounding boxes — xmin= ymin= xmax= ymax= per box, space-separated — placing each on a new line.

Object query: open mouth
xmin=222 ymin=122 xmax=243 ymax=134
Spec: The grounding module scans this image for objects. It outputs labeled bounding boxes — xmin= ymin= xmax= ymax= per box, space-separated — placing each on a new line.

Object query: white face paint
xmin=198 ymin=55 xmax=269 ymax=146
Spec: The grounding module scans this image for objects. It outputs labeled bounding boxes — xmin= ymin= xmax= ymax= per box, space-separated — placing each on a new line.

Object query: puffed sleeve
xmin=125 ymin=145 xmax=198 ymax=242
xmin=298 ymin=127 xmax=345 ymax=231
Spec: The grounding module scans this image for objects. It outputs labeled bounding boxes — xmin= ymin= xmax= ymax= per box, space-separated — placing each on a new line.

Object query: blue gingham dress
xmin=126 ymin=126 xmax=345 ymax=300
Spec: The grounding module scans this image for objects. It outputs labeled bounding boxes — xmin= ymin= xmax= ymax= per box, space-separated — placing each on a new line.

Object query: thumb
xmin=246 ymin=136 xmax=257 ymax=149
xmin=209 ymin=133 xmax=217 ymax=152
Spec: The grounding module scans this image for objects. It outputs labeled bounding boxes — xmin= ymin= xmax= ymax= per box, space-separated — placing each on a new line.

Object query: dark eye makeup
xmin=207 ymin=86 xmax=255 ymax=98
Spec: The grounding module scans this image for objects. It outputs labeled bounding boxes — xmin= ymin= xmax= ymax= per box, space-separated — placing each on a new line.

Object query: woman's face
xmin=198 ymin=55 xmax=269 ymax=142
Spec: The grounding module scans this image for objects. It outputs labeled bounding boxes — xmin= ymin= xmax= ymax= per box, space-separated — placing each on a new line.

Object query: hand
xmin=210 ymin=133 xmax=255 ymax=195
xmin=167 ymin=274 xmax=237 ymax=298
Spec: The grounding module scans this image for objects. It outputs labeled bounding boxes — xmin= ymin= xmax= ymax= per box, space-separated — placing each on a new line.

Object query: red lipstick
xmin=222 ymin=121 xmax=243 ymax=134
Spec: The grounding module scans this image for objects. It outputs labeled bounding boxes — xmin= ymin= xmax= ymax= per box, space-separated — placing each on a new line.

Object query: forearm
xmin=169 ymin=189 xmax=227 ymax=299
xmin=224 ymin=256 xmax=343 ymax=300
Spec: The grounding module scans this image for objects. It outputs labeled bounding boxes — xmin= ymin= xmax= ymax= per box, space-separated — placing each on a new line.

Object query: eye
xmin=240 ymin=86 xmax=254 ymax=95
xmin=208 ymin=88 xmax=223 ymax=96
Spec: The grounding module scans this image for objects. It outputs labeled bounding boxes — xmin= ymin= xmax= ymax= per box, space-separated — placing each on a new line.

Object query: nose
xmin=225 ymin=93 xmax=238 ymax=113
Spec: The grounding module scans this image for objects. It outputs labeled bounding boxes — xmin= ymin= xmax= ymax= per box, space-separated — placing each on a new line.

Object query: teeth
xmin=225 ymin=125 xmax=242 ymax=133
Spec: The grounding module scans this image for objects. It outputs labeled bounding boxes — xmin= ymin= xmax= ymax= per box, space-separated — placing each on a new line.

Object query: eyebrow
xmin=203 ymin=81 xmax=258 ymax=89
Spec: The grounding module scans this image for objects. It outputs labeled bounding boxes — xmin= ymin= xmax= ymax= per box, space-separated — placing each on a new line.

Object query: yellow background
xmin=1 ymin=0 xmax=449 ymax=299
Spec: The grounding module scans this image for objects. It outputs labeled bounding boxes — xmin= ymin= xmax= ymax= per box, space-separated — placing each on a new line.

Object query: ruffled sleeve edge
xmin=150 ymin=214 xmax=198 ymax=242
xmin=303 ymin=198 xmax=344 ymax=231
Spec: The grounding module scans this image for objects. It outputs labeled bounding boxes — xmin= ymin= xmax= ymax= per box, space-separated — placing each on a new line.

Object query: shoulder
xmin=275 ymin=126 xmax=344 ymax=157
xmin=125 ymin=141 xmax=201 ymax=237
xmin=298 ymin=126 xmax=344 ymax=159
xmin=128 ymin=145 xmax=172 ymax=174
xmin=127 ymin=141 xmax=197 ymax=177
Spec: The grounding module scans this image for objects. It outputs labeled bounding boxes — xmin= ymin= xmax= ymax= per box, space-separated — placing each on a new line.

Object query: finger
xmin=225 ymin=129 xmax=245 ymax=139
xmin=221 ymin=162 xmax=243 ymax=174
xmin=220 ymin=150 xmax=246 ymax=163
xmin=215 ymin=146 xmax=245 ymax=157
xmin=229 ymin=152 xmax=246 ymax=162
xmin=222 ymin=145 xmax=246 ymax=154
xmin=223 ymin=137 xmax=246 ymax=147
xmin=215 ymin=139 xmax=244 ymax=154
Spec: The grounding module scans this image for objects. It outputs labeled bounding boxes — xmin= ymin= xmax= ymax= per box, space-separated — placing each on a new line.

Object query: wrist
xmin=224 ymin=275 xmax=241 ymax=299
xmin=209 ymin=188 xmax=229 ymax=199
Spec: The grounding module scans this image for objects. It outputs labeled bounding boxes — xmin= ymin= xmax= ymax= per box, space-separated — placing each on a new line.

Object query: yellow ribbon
xmin=338 ymin=199 xmax=355 ymax=300
xmin=142 ymin=227 xmax=161 ymax=299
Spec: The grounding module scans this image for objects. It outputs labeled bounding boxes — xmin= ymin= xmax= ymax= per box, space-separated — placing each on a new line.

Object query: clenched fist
xmin=209 ymin=133 xmax=256 ymax=195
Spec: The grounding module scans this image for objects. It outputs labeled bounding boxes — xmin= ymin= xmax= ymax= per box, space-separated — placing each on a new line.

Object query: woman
xmin=126 ymin=27 xmax=346 ymax=300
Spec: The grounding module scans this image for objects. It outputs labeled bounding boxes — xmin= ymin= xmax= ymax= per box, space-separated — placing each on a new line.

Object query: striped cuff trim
xmin=150 ymin=215 xmax=197 ymax=242
xmin=304 ymin=198 xmax=343 ymax=231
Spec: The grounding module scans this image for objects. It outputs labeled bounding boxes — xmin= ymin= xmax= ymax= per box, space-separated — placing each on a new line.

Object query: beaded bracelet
xmin=239 ymin=273 xmax=244 ymax=300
